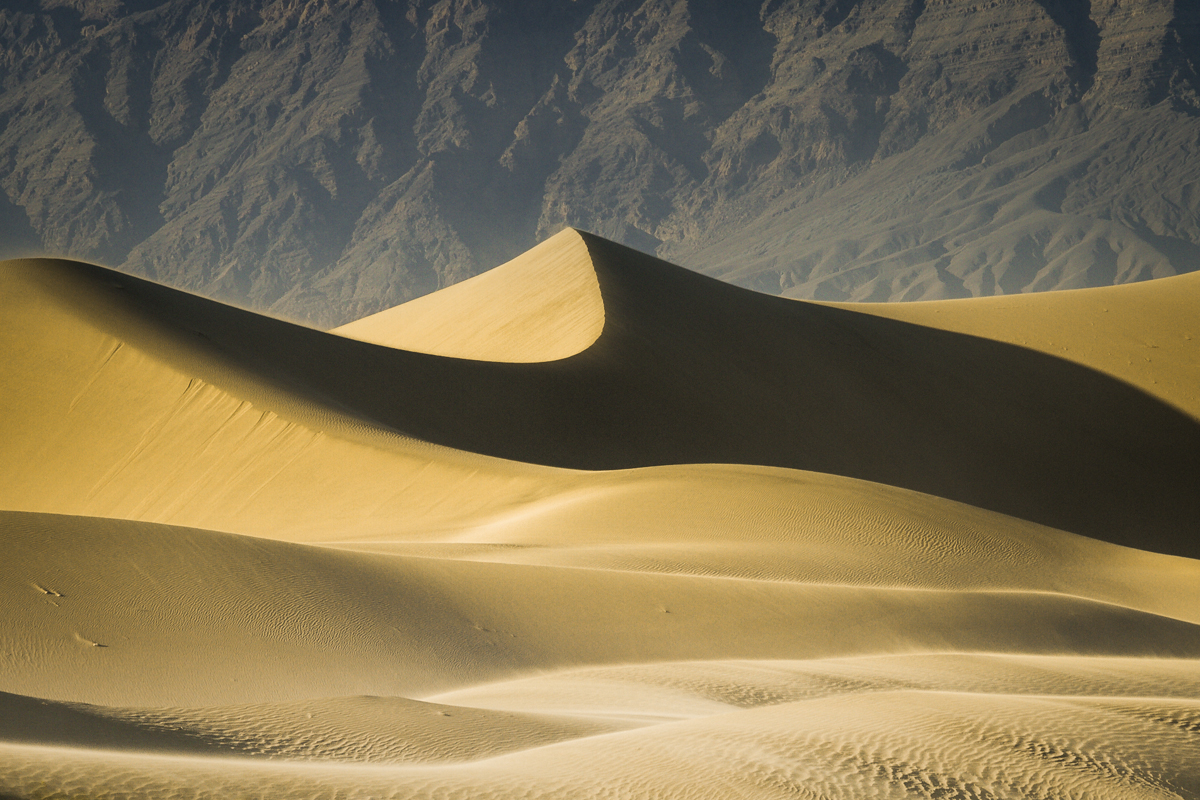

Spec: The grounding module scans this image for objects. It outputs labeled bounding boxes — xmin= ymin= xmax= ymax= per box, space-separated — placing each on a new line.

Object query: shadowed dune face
xmin=2 ymin=231 xmax=1200 ymax=799
xmin=4 ymin=234 xmax=1197 ymax=555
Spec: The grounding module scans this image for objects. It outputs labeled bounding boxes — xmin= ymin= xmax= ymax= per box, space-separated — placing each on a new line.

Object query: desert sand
xmin=1 ymin=229 xmax=1198 ymax=798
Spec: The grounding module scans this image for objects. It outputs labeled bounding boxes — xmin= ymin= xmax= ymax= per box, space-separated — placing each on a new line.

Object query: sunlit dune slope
xmin=2 ymin=234 xmax=1199 ymax=554
xmin=333 ymin=229 xmax=604 ymax=362
xmin=3 ymin=651 xmax=1199 ymax=798
xmin=8 ymin=508 xmax=1200 ymax=709
xmin=842 ymin=272 xmax=1200 ymax=421
xmin=0 ymin=690 xmax=632 ymax=764
xmin=0 ymin=254 xmax=572 ymax=539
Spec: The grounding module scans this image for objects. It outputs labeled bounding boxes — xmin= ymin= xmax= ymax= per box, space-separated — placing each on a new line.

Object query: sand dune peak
xmin=333 ymin=228 xmax=604 ymax=363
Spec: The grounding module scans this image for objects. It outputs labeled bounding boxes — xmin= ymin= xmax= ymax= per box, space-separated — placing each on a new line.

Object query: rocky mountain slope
xmin=2 ymin=0 xmax=1198 ymax=325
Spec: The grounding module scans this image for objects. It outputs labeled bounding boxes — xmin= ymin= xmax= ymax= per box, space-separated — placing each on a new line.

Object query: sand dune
xmin=3 ymin=231 xmax=1198 ymax=552
xmin=1 ymin=231 xmax=1198 ymax=798
xmin=333 ymin=229 xmax=605 ymax=362
xmin=2 ymin=659 xmax=1198 ymax=798
xmin=843 ymin=272 xmax=1200 ymax=421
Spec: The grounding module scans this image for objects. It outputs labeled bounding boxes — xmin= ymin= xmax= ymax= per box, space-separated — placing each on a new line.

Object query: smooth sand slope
xmin=1 ymin=230 xmax=1199 ymax=798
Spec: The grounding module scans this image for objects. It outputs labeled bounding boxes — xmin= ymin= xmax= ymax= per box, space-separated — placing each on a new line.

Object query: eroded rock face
xmin=3 ymin=0 xmax=1199 ymax=324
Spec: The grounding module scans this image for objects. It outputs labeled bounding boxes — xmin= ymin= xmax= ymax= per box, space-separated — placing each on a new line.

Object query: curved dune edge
xmin=332 ymin=229 xmax=605 ymax=363
xmin=0 ymin=690 xmax=633 ymax=764
xmin=840 ymin=271 xmax=1200 ymax=422
xmin=0 ymin=254 xmax=570 ymax=540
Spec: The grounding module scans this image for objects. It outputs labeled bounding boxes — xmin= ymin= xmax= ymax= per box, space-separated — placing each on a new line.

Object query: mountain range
xmin=3 ymin=0 xmax=1199 ymax=325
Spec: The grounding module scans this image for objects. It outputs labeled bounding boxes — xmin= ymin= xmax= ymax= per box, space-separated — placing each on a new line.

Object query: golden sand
xmin=1 ymin=230 xmax=1198 ymax=798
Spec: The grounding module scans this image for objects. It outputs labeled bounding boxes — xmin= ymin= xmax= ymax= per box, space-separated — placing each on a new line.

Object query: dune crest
xmin=843 ymin=271 xmax=1200 ymax=421
xmin=333 ymin=229 xmax=604 ymax=363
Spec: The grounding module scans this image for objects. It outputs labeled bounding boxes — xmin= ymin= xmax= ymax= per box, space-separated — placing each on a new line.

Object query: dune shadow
xmin=50 ymin=244 xmax=1200 ymax=560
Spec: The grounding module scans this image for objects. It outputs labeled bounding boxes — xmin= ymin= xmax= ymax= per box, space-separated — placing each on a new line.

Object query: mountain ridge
xmin=2 ymin=0 xmax=1199 ymax=325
